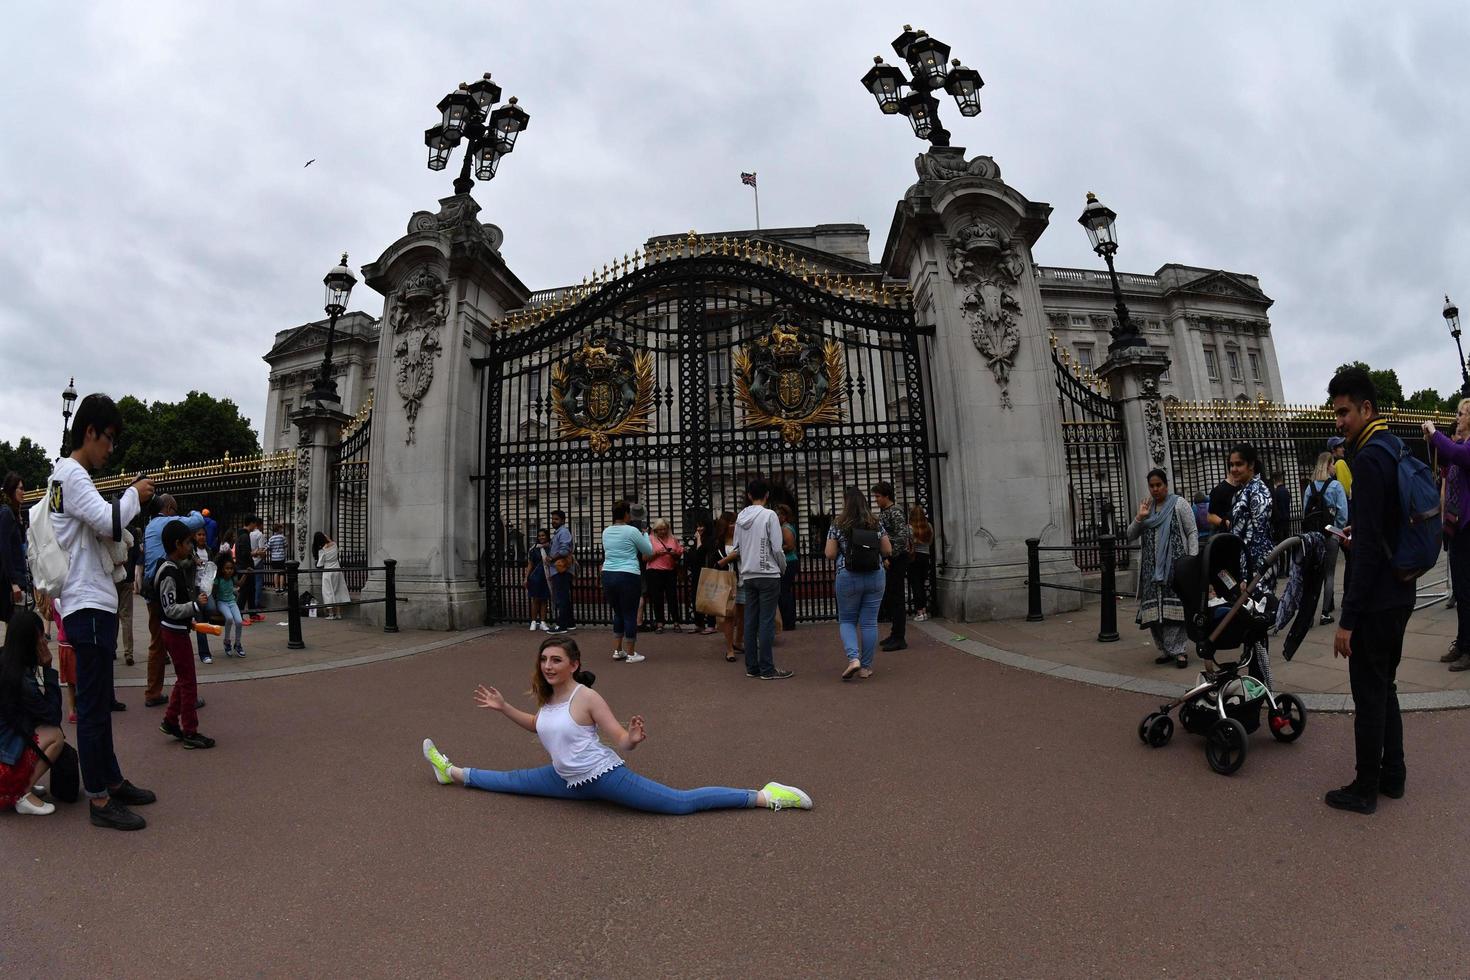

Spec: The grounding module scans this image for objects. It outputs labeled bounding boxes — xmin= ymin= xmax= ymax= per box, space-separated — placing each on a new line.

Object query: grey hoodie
xmin=733 ymin=504 xmax=786 ymax=579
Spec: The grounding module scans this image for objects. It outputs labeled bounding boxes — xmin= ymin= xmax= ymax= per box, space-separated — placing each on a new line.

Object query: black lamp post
xmin=860 ymin=26 xmax=983 ymax=147
xmin=1078 ymin=193 xmax=1147 ymax=352
xmin=308 ymin=253 xmax=358 ymax=405
xmin=60 ymin=377 xmax=77 ymax=457
xmin=424 ymin=73 xmax=530 ymax=195
xmin=1445 ymin=295 xmax=1470 ymax=397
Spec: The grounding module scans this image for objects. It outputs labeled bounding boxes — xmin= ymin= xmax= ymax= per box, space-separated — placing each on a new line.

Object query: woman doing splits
xmin=422 ymin=636 xmax=812 ymax=814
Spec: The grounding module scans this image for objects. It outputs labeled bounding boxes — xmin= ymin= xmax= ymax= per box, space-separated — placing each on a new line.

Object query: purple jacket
xmin=1430 ymin=431 xmax=1470 ymax=526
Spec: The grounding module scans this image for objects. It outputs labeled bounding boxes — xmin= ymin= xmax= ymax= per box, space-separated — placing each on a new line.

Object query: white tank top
xmin=536 ymin=685 xmax=623 ymax=786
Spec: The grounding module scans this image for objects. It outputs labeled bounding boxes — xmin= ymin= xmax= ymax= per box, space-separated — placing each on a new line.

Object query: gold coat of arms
xmin=551 ymin=337 xmax=655 ymax=453
xmin=734 ymin=316 xmax=846 ymax=444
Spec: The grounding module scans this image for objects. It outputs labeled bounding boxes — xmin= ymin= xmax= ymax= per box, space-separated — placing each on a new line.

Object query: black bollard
xmin=1026 ymin=537 xmax=1043 ymax=622
xmin=1097 ymin=535 xmax=1120 ymax=643
xmin=286 ymin=560 xmax=304 ymax=650
xmin=384 ymin=558 xmax=399 ymax=633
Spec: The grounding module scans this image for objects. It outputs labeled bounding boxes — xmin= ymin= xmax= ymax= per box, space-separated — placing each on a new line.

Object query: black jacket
xmin=1340 ymin=419 xmax=1416 ymax=630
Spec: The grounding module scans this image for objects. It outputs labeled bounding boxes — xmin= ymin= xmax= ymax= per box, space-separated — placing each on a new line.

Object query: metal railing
xmin=1025 ymin=535 xmax=1139 ymax=643
xmin=236 ymin=559 xmax=405 ymax=649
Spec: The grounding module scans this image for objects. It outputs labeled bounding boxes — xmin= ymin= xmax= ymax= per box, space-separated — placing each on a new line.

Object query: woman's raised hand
xmin=1136 ymin=499 xmax=1151 ymax=522
xmin=627 ymin=715 xmax=647 ymax=746
xmin=474 ymin=684 xmax=506 ymax=712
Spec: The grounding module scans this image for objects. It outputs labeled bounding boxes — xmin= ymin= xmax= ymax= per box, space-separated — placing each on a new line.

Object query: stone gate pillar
xmin=1099 ymin=346 xmax=1173 ymax=494
xmin=290 ymin=399 xmax=351 ymax=566
xmin=358 ymin=194 xmax=530 ymax=629
xmin=882 ymin=148 xmax=1082 ymax=620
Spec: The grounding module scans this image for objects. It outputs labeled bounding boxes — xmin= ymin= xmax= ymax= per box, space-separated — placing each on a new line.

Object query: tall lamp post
xmin=1078 ymin=193 xmax=1147 ymax=352
xmin=859 ymin=26 xmax=983 ymax=147
xmin=424 ymin=73 xmax=530 ymax=195
xmin=60 ymin=377 xmax=77 ymax=457
xmin=307 ymin=254 xmax=358 ymax=405
xmin=1445 ymin=295 xmax=1470 ymax=397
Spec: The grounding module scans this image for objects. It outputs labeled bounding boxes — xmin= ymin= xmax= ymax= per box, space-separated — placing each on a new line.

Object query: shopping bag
xmin=695 ymin=568 xmax=737 ymax=618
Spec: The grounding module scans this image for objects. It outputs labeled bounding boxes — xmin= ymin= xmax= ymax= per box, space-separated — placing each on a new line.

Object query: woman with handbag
xmin=0 ymin=609 xmax=69 ymax=815
xmin=688 ymin=519 xmax=718 ymax=635
xmin=713 ymin=511 xmax=745 ymax=661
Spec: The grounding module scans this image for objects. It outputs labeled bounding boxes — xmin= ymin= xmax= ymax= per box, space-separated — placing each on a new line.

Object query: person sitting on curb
xmin=0 ymin=610 xmax=68 ymax=816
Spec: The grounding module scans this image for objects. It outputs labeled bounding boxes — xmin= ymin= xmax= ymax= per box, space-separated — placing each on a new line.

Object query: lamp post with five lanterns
xmin=424 ymin=73 xmax=530 ymax=196
xmin=860 ymin=26 xmax=983 ymax=146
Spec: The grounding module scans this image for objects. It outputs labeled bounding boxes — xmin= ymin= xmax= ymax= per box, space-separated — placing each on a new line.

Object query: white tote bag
xmin=27 ymin=483 xmax=70 ymax=597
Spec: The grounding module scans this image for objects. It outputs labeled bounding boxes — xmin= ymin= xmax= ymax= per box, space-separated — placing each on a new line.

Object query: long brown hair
xmin=714 ymin=510 xmax=737 ymax=544
xmin=2 ymin=472 xmax=21 ymax=518
xmin=908 ymin=503 xmax=933 ymax=544
xmin=834 ymin=487 xmax=877 ymax=533
xmin=530 ymin=636 xmax=596 ymax=707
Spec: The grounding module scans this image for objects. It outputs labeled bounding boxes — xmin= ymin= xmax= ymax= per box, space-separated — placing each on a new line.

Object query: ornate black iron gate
xmin=1051 ymin=339 xmax=1131 ymax=571
xmin=330 ymin=410 xmax=371 ymax=592
xmin=473 ymin=238 xmax=934 ymax=625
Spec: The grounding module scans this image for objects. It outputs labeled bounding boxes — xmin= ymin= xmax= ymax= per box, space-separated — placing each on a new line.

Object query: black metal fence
xmin=1052 ymin=342 xmax=1132 ymax=571
xmin=1165 ymin=401 xmax=1449 ymax=534
xmin=331 ymin=413 xmax=371 ymax=591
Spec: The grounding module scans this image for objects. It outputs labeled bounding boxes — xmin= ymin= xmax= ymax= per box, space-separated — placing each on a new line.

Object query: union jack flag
xmin=740 ymin=172 xmax=757 ymax=187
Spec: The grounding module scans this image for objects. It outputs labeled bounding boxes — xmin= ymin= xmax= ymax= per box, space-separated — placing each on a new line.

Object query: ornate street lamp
xmin=1078 ymin=193 xmax=1146 ymax=352
xmin=424 ymin=72 xmax=530 ymax=195
xmin=859 ymin=26 xmax=983 ymax=147
xmin=60 ymin=377 xmax=77 ymax=457
xmin=1445 ymin=295 xmax=1470 ymax=397
xmin=308 ymin=253 xmax=358 ymax=404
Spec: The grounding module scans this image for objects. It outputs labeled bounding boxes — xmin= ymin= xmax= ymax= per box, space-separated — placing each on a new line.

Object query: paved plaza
xmin=5 ymin=613 xmax=1470 ymax=977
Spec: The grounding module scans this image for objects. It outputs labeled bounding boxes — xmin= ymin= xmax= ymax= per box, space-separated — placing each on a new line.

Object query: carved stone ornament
xmin=389 ymin=265 xmax=448 ymax=445
xmin=947 ymin=224 xmax=1025 ymax=408
xmin=915 ymin=149 xmax=1002 ymax=182
xmin=550 ymin=336 xmax=655 ymax=454
xmin=733 ymin=309 xmax=847 ymax=445
xmin=294 ymin=445 xmax=312 ymax=561
xmin=1140 ymin=375 xmax=1167 ymax=466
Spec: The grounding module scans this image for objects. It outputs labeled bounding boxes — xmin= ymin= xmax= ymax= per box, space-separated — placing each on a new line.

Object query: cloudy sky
xmin=3 ymin=1 xmax=1467 ymax=453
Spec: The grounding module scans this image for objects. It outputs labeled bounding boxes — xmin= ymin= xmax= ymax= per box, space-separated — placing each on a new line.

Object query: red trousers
xmin=161 ymin=628 xmax=198 ymax=735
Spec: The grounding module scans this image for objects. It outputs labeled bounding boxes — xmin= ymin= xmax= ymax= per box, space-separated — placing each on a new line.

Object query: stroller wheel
xmin=1205 ymin=718 xmax=1248 ymax=775
xmin=1268 ymin=693 xmax=1308 ymax=743
xmin=1145 ymin=714 xmax=1174 ymax=748
xmin=1138 ymin=713 xmax=1160 ymax=744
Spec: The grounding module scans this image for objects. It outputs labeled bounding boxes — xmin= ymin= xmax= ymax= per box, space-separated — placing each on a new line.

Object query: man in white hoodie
xmin=48 ymin=393 xmax=157 ymax=830
xmin=733 ymin=478 xmax=792 ymax=679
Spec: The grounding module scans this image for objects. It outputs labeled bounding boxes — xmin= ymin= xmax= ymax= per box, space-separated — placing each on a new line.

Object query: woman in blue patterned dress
xmin=1228 ymin=442 xmax=1276 ymax=685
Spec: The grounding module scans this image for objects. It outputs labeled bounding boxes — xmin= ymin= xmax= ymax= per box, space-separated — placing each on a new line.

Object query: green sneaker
xmin=422 ymin=739 xmax=454 ymax=785
xmin=761 ymin=782 xmax=811 ymax=811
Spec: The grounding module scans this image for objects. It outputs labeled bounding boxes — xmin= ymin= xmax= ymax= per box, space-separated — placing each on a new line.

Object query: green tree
xmin=105 ymin=391 xmax=260 ymax=475
xmin=1333 ymin=361 xmax=1405 ymax=409
xmin=1405 ymin=387 xmax=1458 ymax=414
xmin=0 ymin=437 xmax=53 ymax=491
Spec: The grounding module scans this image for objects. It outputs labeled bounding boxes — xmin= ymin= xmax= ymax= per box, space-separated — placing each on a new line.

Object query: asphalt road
xmin=3 ymin=624 xmax=1468 ymax=978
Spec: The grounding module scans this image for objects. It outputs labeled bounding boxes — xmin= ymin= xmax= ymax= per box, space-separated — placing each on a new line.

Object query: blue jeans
xmin=217 ymin=599 xmax=242 ymax=646
xmin=742 ymin=576 xmax=781 ymax=675
xmin=63 ymin=609 xmax=125 ymax=798
xmin=603 ymin=570 xmax=642 ymax=641
xmin=836 ymin=567 xmax=886 ymax=669
xmin=778 ymin=560 xmax=799 ymax=629
xmin=463 ymin=763 xmax=755 ymax=814
xmin=551 ymin=571 xmax=574 ymax=630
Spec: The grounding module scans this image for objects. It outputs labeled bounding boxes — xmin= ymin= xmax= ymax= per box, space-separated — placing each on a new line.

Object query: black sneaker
xmin=181 ymin=732 xmax=216 ymax=750
xmin=109 ymin=780 xmax=157 ymax=806
xmin=90 ymin=798 xmax=146 ymax=831
xmin=760 ymin=669 xmax=795 ymax=680
xmin=881 ymin=640 xmax=909 ymax=651
xmin=160 ymin=720 xmax=184 ymax=740
xmin=1318 ymin=613 xmax=1335 ymax=626
xmin=196 ymin=697 xmax=207 ymax=709
xmin=110 ymin=699 xmax=127 ymax=712
xmin=546 ymin=627 xmax=569 ymax=636
xmin=745 ymin=670 xmax=762 ymax=678
xmin=1380 ymin=771 xmax=1406 ymax=799
xmin=1324 ymin=783 xmax=1376 ymax=814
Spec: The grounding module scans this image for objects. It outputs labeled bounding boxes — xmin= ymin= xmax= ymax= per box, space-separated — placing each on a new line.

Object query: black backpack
xmin=845 ymin=526 xmax=882 ymax=572
xmin=1301 ymin=477 xmax=1336 ymax=534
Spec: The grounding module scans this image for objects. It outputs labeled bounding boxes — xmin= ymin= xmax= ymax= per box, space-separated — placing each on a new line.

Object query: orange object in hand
xmin=193 ymin=623 xmax=222 ymax=635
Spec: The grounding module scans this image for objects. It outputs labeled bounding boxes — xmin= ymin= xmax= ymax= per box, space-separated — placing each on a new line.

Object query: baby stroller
xmin=1137 ymin=532 xmax=1308 ymax=775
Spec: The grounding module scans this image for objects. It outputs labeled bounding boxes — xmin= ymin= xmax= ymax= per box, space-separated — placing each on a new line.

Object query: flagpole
xmin=753 ymin=184 xmax=761 ymax=230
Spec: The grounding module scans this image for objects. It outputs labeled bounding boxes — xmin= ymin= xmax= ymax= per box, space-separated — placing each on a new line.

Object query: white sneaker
xmin=624 ymin=652 xmax=646 ymax=664
xmin=15 ymin=794 xmax=55 ymax=815
xmin=529 ymin=621 xmax=538 ymax=631
xmin=613 ymin=650 xmax=627 ymax=661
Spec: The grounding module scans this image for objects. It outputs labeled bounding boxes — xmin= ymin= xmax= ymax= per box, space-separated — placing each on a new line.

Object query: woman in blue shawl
xmin=1228 ymin=442 xmax=1278 ymax=686
xmin=1126 ymin=468 xmax=1198 ymax=668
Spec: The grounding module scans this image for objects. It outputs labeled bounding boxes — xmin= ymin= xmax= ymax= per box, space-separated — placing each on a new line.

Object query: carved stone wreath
xmin=550 ymin=336 xmax=655 ymax=453
xmin=733 ymin=311 xmax=847 ymax=445
xmin=947 ymin=222 xmax=1025 ymax=409
xmin=390 ymin=265 xmax=448 ymax=445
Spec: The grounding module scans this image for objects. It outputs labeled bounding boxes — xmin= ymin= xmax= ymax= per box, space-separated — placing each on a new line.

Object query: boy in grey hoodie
xmin=733 ymin=478 xmax=791 ymax=679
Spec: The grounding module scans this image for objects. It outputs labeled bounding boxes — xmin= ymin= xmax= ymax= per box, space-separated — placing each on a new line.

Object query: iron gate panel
xmin=474 ymin=251 xmax=934 ymax=626
xmin=1052 ymin=344 xmax=1131 ymax=572
xmin=330 ymin=413 xmax=371 ymax=591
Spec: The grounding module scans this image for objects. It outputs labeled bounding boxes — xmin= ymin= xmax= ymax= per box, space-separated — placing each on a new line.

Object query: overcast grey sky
xmin=2 ymin=1 xmax=1468 ymax=454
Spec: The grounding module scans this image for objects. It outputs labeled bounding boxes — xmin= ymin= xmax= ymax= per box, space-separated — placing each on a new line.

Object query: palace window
xmin=1203 ymin=349 xmax=1219 ymax=381
xmin=1248 ymin=351 xmax=1262 ymax=382
xmin=1076 ymin=345 xmax=1094 ymax=371
xmin=281 ymin=400 xmax=293 ymax=432
xmin=1227 ymin=351 xmax=1243 ymax=382
xmin=1070 ymin=315 xmax=1087 ymax=327
xmin=1160 ymin=368 xmax=1171 ymax=384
